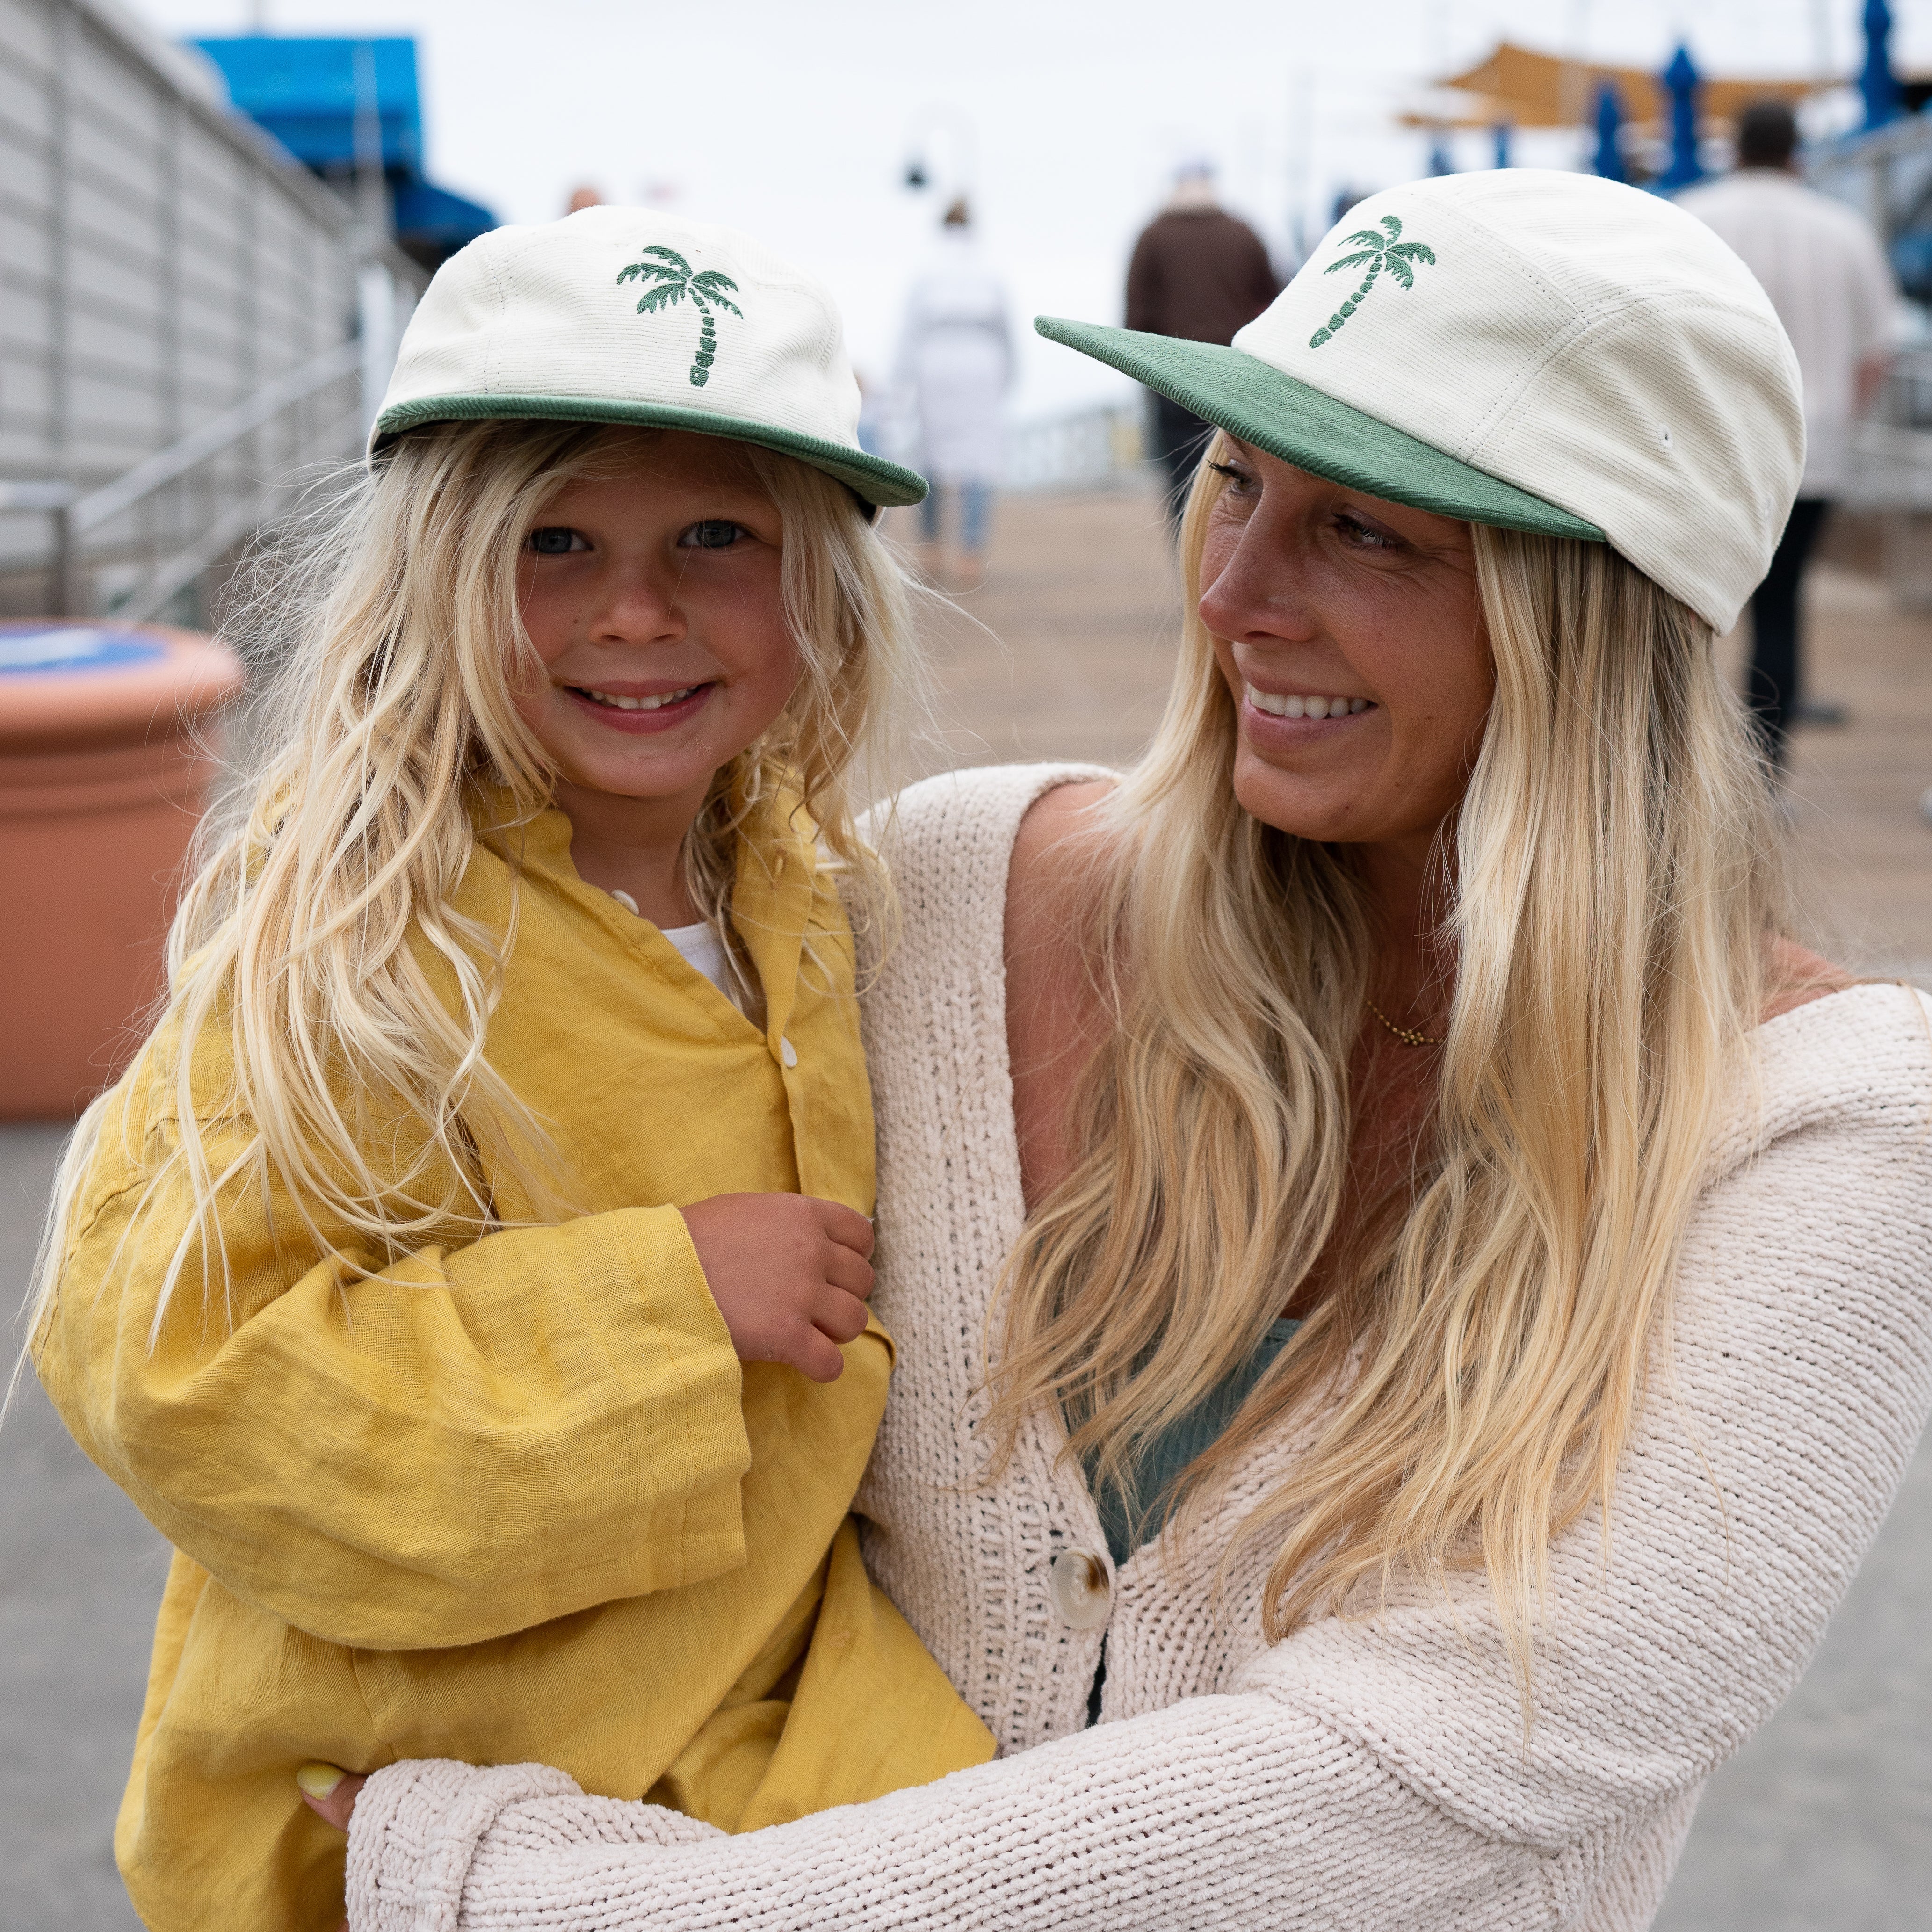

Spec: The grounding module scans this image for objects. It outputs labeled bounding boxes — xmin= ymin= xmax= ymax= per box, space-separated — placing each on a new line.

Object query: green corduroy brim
xmin=371 ymin=393 xmax=928 ymax=511
xmin=1034 ymin=318 xmax=1604 ymax=543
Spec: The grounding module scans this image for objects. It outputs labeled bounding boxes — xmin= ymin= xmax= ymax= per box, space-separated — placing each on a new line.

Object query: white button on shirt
xmin=608 ymin=892 xmax=743 ymax=1012
xmin=780 ymin=1036 xmax=799 ymax=1069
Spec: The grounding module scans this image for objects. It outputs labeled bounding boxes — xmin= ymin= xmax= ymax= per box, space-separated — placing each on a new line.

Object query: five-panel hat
xmin=372 ymin=206 xmax=927 ymax=511
xmin=1039 ymin=170 xmax=1805 ymax=635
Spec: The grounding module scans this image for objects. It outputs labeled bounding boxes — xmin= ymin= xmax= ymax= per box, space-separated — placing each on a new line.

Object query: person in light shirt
xmin=897 ymin=199 xmax=1015 ymax=589
xmin=1678 ymin=98 xmax=1900 ymax=771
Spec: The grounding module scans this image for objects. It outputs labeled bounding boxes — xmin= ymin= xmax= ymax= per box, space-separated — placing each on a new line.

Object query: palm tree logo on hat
xmin=617 ymin=245 xmax=745 ymax=388
xmin=1308 ymin=215 xmax=1436 ymax=349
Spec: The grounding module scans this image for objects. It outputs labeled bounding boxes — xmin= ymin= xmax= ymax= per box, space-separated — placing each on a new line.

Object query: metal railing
xmin=1 ymin=340 xmax=362 ymax=624
xmin=1004 ymin=402 xmax=1150 ymax=494
xmin=1845 ymin=347 xmax=1932 ymax=511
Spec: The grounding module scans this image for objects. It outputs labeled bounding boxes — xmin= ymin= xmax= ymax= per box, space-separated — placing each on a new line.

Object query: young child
xmin=28 ymin=209 xmax=992 ymax=1932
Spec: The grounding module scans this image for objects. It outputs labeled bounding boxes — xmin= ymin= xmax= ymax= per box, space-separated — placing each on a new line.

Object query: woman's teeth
xmin=579 ymin=685 xmax=700 ymax=711
xmin=1245 ymin=687 xmax=1373 ymax=720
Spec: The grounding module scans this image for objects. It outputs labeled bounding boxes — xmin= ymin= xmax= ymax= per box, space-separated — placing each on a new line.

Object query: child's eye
xmin=527 ymin=527 xmax=588 ymax=555
xmin=679 ymin=520 xmax=750 ymax=550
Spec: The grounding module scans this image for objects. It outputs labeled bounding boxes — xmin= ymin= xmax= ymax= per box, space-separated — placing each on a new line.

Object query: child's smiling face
xmin=514 ymin=431 xmax=799 ymax=816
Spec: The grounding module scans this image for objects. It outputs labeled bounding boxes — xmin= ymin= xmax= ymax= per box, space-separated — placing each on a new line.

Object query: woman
xmin=311 ymin=172 xmax=1932 ymax=1930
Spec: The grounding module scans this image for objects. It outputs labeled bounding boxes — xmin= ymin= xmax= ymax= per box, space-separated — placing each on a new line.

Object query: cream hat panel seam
xmin=1432 ymin=215 xmax=1700 ymax=462
xmin=481 ymin=232 xmax=512 ymax=398
xmin=1450 ymin=307 xmax=1602 ymax=466
xmin=1463 ymin=291 xmax=1793 ymax=485
xmin=1477 ymin=302 xmax=1801 ymax=626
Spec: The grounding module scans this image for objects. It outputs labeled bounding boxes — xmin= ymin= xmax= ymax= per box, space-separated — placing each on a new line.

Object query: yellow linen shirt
xmin=33 ymin=794 xmax=992 ymax=1932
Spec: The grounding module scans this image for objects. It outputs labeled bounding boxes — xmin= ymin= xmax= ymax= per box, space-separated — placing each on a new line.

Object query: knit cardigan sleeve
xmin=340 ymin=766 xmax=1932 ymax=1930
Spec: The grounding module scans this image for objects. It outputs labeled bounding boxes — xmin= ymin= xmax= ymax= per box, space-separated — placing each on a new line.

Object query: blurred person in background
xmin=897 ymin=199 xmax=1013 ymax=590
xmin=1678 ymin=99 xmax=1899 ymax=774
xmin=1126 ymin=159 xmax=1281 ymax=523
xmin=566 ymin=184 xmax=604 ymax=213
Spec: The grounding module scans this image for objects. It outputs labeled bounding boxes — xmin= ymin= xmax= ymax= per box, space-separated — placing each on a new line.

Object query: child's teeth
xmin=1245 ymin=687 xmax=1374 ymax=719
xmin=585 ymin=685 xmax=697 ymax=711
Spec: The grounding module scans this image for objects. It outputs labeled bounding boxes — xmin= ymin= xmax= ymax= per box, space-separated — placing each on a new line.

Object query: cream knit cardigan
xmin=347 ymin=764 xmax=1932 ymax=1932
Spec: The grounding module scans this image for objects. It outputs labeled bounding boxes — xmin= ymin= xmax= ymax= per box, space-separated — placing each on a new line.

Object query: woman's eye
xmin=527 ymin=527 xmax=588 ymax=555
xmin=680 ymin=519 xmax=749 ymax=550
xmin=1208 ymin=461 xmax=1259 ymax=496
xmin=1335 ymin=512 xmax=1401 ymax=553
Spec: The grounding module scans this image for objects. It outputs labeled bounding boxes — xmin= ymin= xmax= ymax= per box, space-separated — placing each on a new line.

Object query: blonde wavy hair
xmin=29 ymin=419 xmax=921 ymax=1342
xmin=989 ymin=439 xmax=1790 ymax=1693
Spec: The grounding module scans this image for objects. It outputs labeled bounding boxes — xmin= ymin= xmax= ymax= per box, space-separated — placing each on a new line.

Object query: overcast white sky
xmin=141 ymin=0 xmax=1932 ymax=416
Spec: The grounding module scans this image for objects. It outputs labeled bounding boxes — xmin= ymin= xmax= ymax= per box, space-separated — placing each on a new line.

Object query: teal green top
xmin=1084 ymin=1318 xmax=1302 ymax=1567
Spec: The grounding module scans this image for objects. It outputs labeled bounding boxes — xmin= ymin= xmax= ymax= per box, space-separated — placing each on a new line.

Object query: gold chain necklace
xmin=1365 ymin=999 xmax=1446 ymax=1048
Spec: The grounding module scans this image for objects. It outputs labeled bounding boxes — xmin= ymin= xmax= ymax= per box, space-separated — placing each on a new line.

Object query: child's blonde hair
xmin=29 ymin=419 xmax=923 ymax=1342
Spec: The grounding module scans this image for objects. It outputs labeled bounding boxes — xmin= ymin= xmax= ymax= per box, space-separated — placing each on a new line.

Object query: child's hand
xmin=679 ymin=1194 xmax=875 ymax=1383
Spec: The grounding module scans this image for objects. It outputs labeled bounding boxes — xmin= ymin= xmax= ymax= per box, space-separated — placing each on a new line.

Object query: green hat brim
xmin=371 ymin=393 xmax=928 ymax=509
xmin=1034 ymin=318 xmax=1604 ymax=544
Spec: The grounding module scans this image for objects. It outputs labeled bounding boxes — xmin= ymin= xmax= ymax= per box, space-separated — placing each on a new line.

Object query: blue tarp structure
xmin=1656 ymin=45 xmax=1705 ymax=194
xmin=1860 ymin=0 xmax=1903 ymax=130
xmin=195 ymin=36 xmax=495 ymax=268
xmin=1592 ymin=83 xmax=1624 ymax=184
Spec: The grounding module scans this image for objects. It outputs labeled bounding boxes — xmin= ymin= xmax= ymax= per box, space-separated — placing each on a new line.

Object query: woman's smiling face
xmin=513 ymin=431 xmax=798 ymax=813
xmin=1197 ymin=438 xmax=1493 ymax=857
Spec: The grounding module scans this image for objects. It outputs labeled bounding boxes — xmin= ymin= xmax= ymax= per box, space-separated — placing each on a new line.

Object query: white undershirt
xmin=659 ymin=918 xmax=734 ymax=1002
xmin=608 ymin=889 xmax=740 ymax=1009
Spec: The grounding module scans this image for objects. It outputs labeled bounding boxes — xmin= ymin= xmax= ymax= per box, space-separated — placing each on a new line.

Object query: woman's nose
xmin=1199 ymin=521 xmax=1317 ymax=647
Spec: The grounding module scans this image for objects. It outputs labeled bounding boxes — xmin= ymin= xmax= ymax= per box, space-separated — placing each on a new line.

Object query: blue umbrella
xmin=1860 ymin=0 xmax=1903 ymax=130
xmin=1657 ymin=43 xmax=1704 ymax=193
xmin=1593 ymin=81 xmax=1625 ymax=182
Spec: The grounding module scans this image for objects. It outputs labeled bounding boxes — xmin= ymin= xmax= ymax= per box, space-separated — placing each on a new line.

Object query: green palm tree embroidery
xmin=616 ymin=245 xmax=745 ymax=387
xmin=1307 ymin=215 xmax=1437 ymax=348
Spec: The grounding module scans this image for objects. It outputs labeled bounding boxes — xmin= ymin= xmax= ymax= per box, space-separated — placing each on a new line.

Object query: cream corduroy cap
xmin=1039 ymin=170 xmax=1805 ymax=632
xmin=372 ymin=207 xmax=926 ymax=508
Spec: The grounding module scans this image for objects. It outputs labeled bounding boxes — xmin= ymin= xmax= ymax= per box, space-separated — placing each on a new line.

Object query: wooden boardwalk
xmin=895 ymin=486 xmax=1932 ymax=981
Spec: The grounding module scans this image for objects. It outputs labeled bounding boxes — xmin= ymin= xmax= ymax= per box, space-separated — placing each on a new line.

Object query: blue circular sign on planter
xmin=0 ymin=625 xmax=168 ymax=677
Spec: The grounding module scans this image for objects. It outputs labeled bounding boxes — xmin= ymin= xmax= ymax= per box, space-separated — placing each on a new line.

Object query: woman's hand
xmin=297 ymin=1759 xmax=366 ymax=1832
xmin=297 ymin=1765 xmax=365 ymax=1932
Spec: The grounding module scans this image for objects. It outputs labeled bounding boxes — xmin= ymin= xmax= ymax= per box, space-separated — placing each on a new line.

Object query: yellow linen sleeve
xmin=35 ymin=1144 xmax=752 ymax=1651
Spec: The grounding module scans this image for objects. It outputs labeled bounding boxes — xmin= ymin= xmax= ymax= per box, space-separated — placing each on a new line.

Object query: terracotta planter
xmin=0 ymin=621 xmax=244 ymax=1120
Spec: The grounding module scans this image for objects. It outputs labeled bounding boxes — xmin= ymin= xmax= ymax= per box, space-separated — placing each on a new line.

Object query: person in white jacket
xmin=1677 ymin=98 xmax=1899 ymax=768
xmin=896 ymin=199 xmax=1013 ymax=588
xmin=303 ymin=172 xmax=1932 ymax=1932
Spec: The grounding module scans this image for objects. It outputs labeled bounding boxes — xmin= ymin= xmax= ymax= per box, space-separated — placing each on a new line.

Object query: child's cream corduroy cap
xmin=1039 ymin=170 xmax=1805 ymax=633
xmin=372 ymin=207 xmax=926 ymax=509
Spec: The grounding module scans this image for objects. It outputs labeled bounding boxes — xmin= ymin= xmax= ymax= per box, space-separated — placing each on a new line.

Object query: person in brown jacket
xmin=1125 ymin=160 xmax=1281 ymax=518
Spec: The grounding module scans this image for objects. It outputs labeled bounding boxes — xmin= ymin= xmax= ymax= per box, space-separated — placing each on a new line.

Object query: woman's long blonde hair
xmin=989 ymin=440 xmax=1788 ymax=1692
xmin=29 ymin=420 xmax=920 ymax=1341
